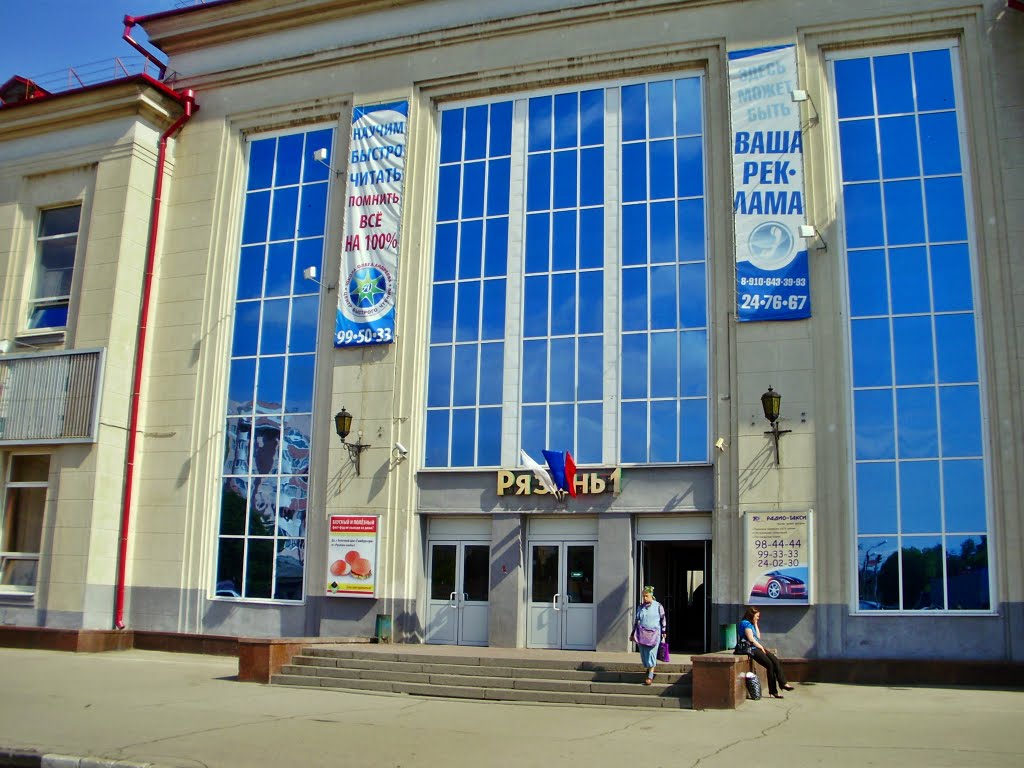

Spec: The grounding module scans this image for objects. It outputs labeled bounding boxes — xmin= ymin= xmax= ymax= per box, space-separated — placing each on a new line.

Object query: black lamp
xmin=335 ymin=407 xmax=370 ymax=475
xmin=760 ymin=386 xmax=791 ymax=466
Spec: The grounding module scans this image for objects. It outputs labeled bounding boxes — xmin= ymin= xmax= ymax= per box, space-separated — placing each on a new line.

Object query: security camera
xmin=393 ymin=442 xmax=408 ymax=458
xmin=303 ymin=266 xmax=317 ymax=281
xmin=714 ymin=437 xmax=727 ymax=452
xmin=313 ymin=148 xmax=328 ymax=163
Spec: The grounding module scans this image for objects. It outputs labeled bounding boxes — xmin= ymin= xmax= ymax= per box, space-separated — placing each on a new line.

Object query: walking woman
xmin=629 ymin=585 xmax=667 ymax=685
xmin=739 ymin=606 xmax=794 ymax=698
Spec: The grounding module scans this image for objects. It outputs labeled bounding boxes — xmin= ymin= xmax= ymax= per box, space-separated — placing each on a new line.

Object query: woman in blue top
xmin=739 ymin=606 xmax=794 ymax=698
xmin=629 ymin=585 xmax=667 ymax=685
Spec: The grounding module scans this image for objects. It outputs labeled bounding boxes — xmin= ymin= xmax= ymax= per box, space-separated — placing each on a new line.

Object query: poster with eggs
xmin=326 ymin=515 xmax=379 ymax=597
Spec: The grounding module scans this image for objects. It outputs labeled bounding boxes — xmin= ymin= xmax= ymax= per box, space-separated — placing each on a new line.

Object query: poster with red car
xmin=744 ymin=511 xmax=812 ymax=605
xmin=326 ymin=515 xmax=379 ymax=597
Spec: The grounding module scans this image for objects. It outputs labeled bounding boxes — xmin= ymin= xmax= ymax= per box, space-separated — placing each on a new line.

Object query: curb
xmin=0 ymin=749 xmax=164 ymax=768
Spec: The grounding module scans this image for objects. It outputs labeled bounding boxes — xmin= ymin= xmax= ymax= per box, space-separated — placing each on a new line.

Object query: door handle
xmin=552 ymin=593 xmax=561 ymax=611
xmin=463 ymin=592 xmax=468 ymax=604
xmin=449 ymin=591 xmax=458 ymax=608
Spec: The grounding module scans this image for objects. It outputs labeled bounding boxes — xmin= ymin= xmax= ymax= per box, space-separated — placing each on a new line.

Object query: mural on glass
xmin=427 ymin=76 xmax=709 ymax=468
xmin=216 ymin=126 xmax=332 ymax=601
xmin=833 ymin=45 xmax=990 ymax=612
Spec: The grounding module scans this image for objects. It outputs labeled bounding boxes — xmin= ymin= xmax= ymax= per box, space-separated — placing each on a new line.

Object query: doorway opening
xmin=636 ymin=540 xmax=710 ymax=654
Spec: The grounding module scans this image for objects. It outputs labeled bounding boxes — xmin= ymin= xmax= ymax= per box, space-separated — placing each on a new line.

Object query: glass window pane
xmin=287 ymin=296 xmax=317 ymax=354
xmin=843 ymin=183 xmax=884 ymax=249
xmin=489 ymin=101 xmax=513 ymax=157
xmin=892 ymin=316 xmax=933 ymax=385
xmin=857 ymin=536 xmax=897 ymax=610
xmin=484 ymin=217 xmax=508 ymax=278
xmin=425 ymin=410 xmax=450 ymax=467
xmin=269 ymin=186 xmax=299 ymax=241
xmin=527 ymin=154 xmax=551 ymax=212
xmin=943 ymin=460 xmax=986 ymax=533
xmin=879 ymin=116 xmax=919 ymax=179
xmin=245 ymin=539 xmax=274 ymax=599
xmin=436 ymin=165 xmax=461 ymax=221
xmin=856 ymin=461 xmax=897 ymax=534
xmin=839 ymin=119 xmax=879 ymax=182
xmin=478 ymin=407 xmax=502 ymax=466
xmin=621 ymin=84 xmax=647 ymax=141
xmin=834 ymin=58 xmax=874 ymax=119
xmin=549 ymin=404 xmax=574 ymax=449
xmin=649 ymin=202 xmax=675 ymax=265
xmin=525 ymin=213 xmax=550 ymax=274
xmin=621 ymin=143 xmax=647 ymax=203
xmin=550 ymin=272 xmax=576 ymax=337
xmin=579 ymin=208 xmax=603 ymax=269
xmin=479 ymin=343 xmax=504 ymax=405
xmin=237 ymin=246 xmax=265 ymax=300
xmin=854 ymin=388 xmax=895 ymax=460
xmin=675 ymin=77 xmax=702 ymax=136
xmin=621 ymin=204 xmax=647 ymax=265
xmin=227 ymin=358 xmax=256 ymax=413
xmin=554 ymin=92 xmax=578 ymax=149
xmin=232 ymin=303 xmax=261 ymax=357
xmin=578 ymin=271 xmax=603 ymax=334
xmin=450 ymin=409 xmax=476 ymax=466
xmin=648 ymin=141 xmax=674 ymax=200
xmin=522 ymin=274 xmax=548 ymax=338
xmin=35 ymin=241 xmax=75 ymax=296
xmin=297 ymin=182 xmax=328 ymax=238
xmin=528 ymin=96 xmax=552 ymax=152
xmin=650 ymin=332 xmax=677 ymax=399
xmin=874 ymin=54 xmax=913 ymax=115
xmin=577 ymin=336 xmax=602 ymax=401
xmin=215 ymin=538 xmax=244 ymax=595
xmin=679 ymin=397 xmax=707 ymax=463
xmin=930 ymin=244 xmax=973 ymax=313
xmin=847 ymin=249 xmax=887 ymax=317
xmin=521 ymin=404 xmax=546 ymax=456
xmin=293 ymin=238 xmax=323 ymax=295
xmin=679 ymin=329 xmax=707 ymax=398
xmin=851 ymin=318 xmax=891 ymax=387
xmin=427 ymin=346 xmax=452 ymax=408
xmin=621 ymin=401 xmax=648 ymax=463
xmin=481 ymin=279 xmax=506 ymax=340
xmin=676 ymin=136 xmax=703 ymax=198
xmin=522 ymin=339 xmax=547 ymax=403
xmin=935 ymin=314 xmax=978 ymax=384
xmin=548 ymin=338 xmax=574 ymax=401
xmin=260 ymin=298 xmax=289 ymax=355
xmin=455 ymin=280 xmax=481 ymax=342
xmin=247 ymin=139 xmax=275 ymax=190
xmin=487 ymin=158 xmax=511 ymax=216
xmin=939 ymin=385 xmax=982 ymax=457
xmin=434 ymin=222 xmax=458 ymax=284
xmin=579 ymin=147 xmax=603 ymax=207
xmin=621 ymin=333 xmax=648 ymax=400
xmin=913 ymin=49 xmax=955 ymax=112
xmin=621 ymin=267 xmax=647 ymax=332
xmin=919 ymin=112 xmax=961 ymax=176
xmin=925 ymin=176 xmax=967 ymax=243
xmin=889 ymin=246 xmax=929 ymax=315
xmin=464 ymin=104 xmax=488 ymax=160
xmin=440 ymin=109 xmax=464 ymax=164
xmin=900 ymin=460 xmax=942 ymax=533
xmin=303 ymin=129 xmax=333 ymax=183
xmin=901 ymin=536 xmax=943 ymax=610
xmin=531 ymin=545 xmax=559 ymax=602
xmin=220 ymin=476 xmax=248 ymax=533
xmin=648 ymin=80 xmax=673 ymax=138
xmin=896 ymin=387 xmax=938 ymax=459
xmin=578 ymin=402 xmax=602 ymax=464
xmin=677 ymin=199 xmax=704 ymax=262
xmin=580 ymin=89 xmax=604 ymax=146
xmin=275 ymin=134 xmax=303 ymax=186
xmin=256 ymin=356 xmax=285 ymax=409
xmin=430 ymin=283 xmax=455 ymax=343
xmin=552 ymin=210 xmax=577 ymax=272
xmin=265 ymin=242 xmax=294 ymax=297
xmin=453 ymin=345 xmax=479 ymax=407
xmin=274 ymin=539 xmax=304 ymax=600
xmin=249 ymin=475 xmax=278 ymax=535
xmin=883 ymin=180 xmax=925 ymax=246
xmin=945 ymin=535 xmax=989 ymax=610
xmin=459 ymin=219 xmax=483 ymax=279
xmin=461 ymin=161 xmax=485 ymax=219
xmin=650 ymin=400 xmax=677 ymax=463
xmin=650 ymin=264 xmax=676 ymax=329
xmin=284 ymin=355 xmax=315 ymax=413
xmin=242 ymin=190 xmax=271 ymax=244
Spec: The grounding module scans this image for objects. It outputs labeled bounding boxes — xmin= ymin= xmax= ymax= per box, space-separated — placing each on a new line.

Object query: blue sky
xmin=0 ymin=1 xmax=207 ymax=89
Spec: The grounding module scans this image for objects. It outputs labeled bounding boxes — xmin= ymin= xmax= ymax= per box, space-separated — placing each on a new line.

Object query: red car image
xmin=751 ymin=570 xmax=807 ymax=600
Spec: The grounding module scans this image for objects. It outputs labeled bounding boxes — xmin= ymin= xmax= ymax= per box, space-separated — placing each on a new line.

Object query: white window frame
xmin=0 ymin=453 xmax=50 ymax=595
xmin=26 ymin=204 xmax=81 ymax=335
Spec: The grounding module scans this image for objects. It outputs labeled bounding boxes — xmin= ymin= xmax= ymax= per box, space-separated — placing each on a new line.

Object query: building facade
xmin=0 ymin=0 xmax=1021 ymax=661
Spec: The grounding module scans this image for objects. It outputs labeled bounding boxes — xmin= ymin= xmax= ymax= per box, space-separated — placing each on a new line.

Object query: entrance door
xmin=637 ymin=539 xmax=710 ymax=653
xmin=425 ymin=541 xmax=490 ymax=645
xmin=527 ymin=541 xmax=595 ymax=649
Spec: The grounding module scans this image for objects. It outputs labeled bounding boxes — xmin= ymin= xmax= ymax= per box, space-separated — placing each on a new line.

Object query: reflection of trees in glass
xmin=876 ymin=538 xmax=989 ymax=610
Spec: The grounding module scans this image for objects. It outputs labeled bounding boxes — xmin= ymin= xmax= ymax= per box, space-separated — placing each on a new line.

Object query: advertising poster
xmin=326 ymin=515 xmax=379 ymax=597
xmin=729 ymin=45 xmax=811 ymax=321
xmin=336 ymin=100 xmax=408 ymax=347
xmin=743 ymin=511 xmax=812 ymax=605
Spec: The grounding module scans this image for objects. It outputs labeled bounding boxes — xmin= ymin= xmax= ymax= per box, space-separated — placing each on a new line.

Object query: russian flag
xmin=542 ymin=449 xmax=577 ymax=497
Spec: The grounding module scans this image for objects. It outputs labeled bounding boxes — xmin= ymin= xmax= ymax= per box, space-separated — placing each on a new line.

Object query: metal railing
xmin=0 ymin=348 xmax=105 ymax=444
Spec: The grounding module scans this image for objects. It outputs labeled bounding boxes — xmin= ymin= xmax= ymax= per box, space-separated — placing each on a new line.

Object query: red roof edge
xmin=125 ymin=0 xmax=241 ymax=26
xmin=0 ymin=72 xmax=188 ymax=113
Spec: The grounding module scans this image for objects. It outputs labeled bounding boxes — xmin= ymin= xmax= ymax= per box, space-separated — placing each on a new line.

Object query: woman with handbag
xmin=737 ymin=606 xmax=794 ymax=699
xmin=629 ymin=585 xmax=667 ymax=685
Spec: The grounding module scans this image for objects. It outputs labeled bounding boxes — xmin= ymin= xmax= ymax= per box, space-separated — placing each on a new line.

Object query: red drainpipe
xmin=122 ymin=16 xmax=168 ymax=80
xmin=114 ymin=18 xmax=196 ymax=630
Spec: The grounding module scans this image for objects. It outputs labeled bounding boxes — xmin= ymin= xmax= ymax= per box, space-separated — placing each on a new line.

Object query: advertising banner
xmin=743 ymin=511 xmax=812 ymax=605
xmin=326 ymin=515 xmax=379 ymax=597
xmin=336 ymin=100 xmax=408 ymax=347
xmin=729 ymin=45 xmax=811 ymax=321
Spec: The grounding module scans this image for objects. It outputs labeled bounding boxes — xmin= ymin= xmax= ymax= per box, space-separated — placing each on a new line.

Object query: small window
xmin=28 ymin=206 xmax=80 ymax=331
xmin=1 ymin=454 xmax=49 ymax=593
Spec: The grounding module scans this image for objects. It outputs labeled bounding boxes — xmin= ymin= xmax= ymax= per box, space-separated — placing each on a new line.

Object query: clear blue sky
xmin=0 ymin=1 xmax=210 ymax=89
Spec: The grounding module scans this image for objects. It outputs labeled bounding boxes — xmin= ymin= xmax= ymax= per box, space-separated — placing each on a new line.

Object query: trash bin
xmin=719 ymin=622 xmax=737 ymax=651
xmin=375 ymin=613 xmax=393 ymax=643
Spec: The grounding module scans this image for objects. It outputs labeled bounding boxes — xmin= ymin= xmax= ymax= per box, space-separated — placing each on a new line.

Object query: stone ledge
xmin=238 ymin=636 xmax=374 ymax=683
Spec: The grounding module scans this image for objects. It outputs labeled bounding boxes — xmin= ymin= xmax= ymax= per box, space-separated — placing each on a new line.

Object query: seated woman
xmin=738 ymin=606 xmax=794 ymax=699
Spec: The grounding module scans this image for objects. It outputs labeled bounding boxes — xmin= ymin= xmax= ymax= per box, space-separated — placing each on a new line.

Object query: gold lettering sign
xmin=495 ymin=467 xmax=621 ymax=496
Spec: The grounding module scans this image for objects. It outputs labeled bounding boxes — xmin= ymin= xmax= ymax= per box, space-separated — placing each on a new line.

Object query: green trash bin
xmin=719 ymin=623 xmax=737 ymax=651
xmin=375 ymin=613 xmax=393 ymax=643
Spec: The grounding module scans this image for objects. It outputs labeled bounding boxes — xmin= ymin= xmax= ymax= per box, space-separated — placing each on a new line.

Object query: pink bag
xmin=657 ymin=641 xmax=670 ymax=663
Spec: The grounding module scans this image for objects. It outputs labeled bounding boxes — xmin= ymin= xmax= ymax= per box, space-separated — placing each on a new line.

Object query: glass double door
xmin=425 ymin=541 xmax=490 ymax=645
xmin=527 ymin=541 xmax=595 ymax=649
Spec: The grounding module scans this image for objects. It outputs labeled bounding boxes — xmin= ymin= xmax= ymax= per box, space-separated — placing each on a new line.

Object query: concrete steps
xmin=271 ymin=647 xmax=692 ymax=708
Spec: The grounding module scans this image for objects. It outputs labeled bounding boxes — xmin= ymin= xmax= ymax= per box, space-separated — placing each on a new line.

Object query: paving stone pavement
xmin=0 ymin=647 xmax=1021 ymax=768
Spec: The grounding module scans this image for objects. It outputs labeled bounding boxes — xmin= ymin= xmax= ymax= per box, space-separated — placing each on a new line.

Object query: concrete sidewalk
xmin=0 ymin=647 xmax=1021 ymax=768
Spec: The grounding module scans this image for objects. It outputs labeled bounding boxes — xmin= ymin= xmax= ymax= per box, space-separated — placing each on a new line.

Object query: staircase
xmin=272 ymin=646 xmax=692 ymax=708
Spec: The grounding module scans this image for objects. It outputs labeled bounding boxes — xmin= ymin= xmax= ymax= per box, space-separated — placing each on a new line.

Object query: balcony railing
xmin=0 ymin=348 xmax=105 ymax=444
